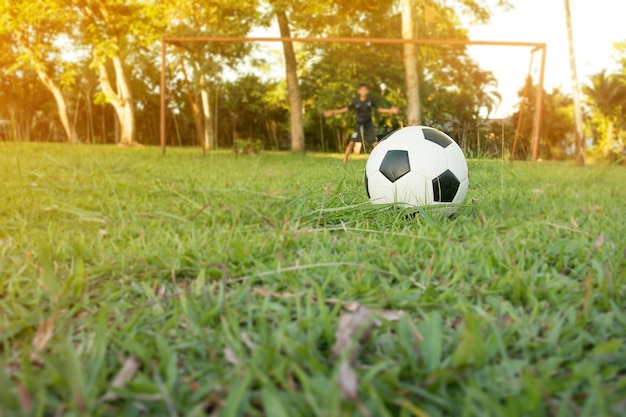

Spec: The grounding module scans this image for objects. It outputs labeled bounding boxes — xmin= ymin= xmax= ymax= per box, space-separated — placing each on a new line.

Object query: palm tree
xmin=582 ymin=70 xmax=626 ymax=156
xmin=473 ymin=71 xmax=501 ymax=119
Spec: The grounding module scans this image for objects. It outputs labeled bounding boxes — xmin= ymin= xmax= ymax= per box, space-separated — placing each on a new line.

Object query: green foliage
xmin=233 ymin=138 xmax=264 ymax=154
xmin=0 ymin=143 xmax=625 ymax=415
xmin=509 ymin=79 xmax=576 ymax=160
xmin=582 ymin=70 xmax=626 ymax=161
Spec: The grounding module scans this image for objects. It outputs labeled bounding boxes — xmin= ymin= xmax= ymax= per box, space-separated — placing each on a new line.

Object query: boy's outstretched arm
xmin=323 ymin=107 xmax=349 ymax=118
xmin=378 ymin=106 xmax=399 ymax=115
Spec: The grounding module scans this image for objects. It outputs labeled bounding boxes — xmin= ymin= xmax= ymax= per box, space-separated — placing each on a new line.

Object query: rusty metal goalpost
xmin=159 ymin=36 xmax=546 ymax=160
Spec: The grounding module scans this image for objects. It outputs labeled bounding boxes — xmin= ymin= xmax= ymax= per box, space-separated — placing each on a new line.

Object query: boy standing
xmin=324 ymin=84 xmax=399 ymax=163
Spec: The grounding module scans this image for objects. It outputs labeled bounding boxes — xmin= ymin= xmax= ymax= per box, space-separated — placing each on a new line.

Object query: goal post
xmin=159 ymin=36 xmax=546 ymax=160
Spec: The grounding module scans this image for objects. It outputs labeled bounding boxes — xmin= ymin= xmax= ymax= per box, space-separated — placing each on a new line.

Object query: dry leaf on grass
xmin=254 ymin=291 xmax=406 ymax=323
xmin=326 ymin=298 xmax=361 ymax=312
xmin=17 ymin=384 xmax=32 ymax=413
xmin=330 ymin=303 xmax=406 ymax=415
xmin=581 ymin=205 xmax=602 ymax=213
xmin=331 ymin=307 xmax=377 ymax=359
xmin=32 ymin=317 xmax=55 ymax=352
xmin=376 ymin=309 xmax=406 ymax=322
xmin=254 ymin=288 xmax=297 ymax=298
xmin=336 ymin=361 xmax=358 ymax=400
xmin=326 ymin=298 xmax=405 ymax=322
xmin=223 ymin=348 xmax=239 ymax=365
xmin=240 ymin=332 xmax=255 ymax=350
xmin=594 ymin=232 xmax=604 ymax=250
xmin=331 ymin=306 xmax=379 ymax=416
xmin=100 ymin=356 xmax=141 ymax=402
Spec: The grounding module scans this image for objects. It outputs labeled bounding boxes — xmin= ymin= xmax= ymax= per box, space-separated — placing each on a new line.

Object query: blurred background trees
xmin=1 ymin=0 xmax=625 ymax=160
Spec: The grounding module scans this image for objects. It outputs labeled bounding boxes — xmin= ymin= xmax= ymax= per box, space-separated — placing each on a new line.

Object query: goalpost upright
xmin=160 ymin=36 xmax=546 ymax=160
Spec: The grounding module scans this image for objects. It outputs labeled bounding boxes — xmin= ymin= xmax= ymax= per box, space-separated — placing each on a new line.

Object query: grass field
xmin=1 ymin=142 xmax=625 ymax=417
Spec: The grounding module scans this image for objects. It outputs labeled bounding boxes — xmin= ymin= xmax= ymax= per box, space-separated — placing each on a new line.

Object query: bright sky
xmin=466 ymin=0 xmax=625 ymax=117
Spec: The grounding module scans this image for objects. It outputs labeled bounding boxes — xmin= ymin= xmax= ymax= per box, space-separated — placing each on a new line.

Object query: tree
xmin=71 ymin=0 xmax=165 ymax=146
xmin=164 ymin=0 xmax=259 ymax=150
xmin=267 ymin=2 xmax=307 ymax=152
xmin=401 ymin=0 xmax=420 ymax=125
xmin=275 ymin=9 xmax=305 ymax=153
xmin=0 ymin=0 xmax=79 ymax=143
xmin=511 ymin=80 xmax=574 ymax=160
xmin=399 ymin=0 xmax=510 ymax=127
xmin=582 ymin=70 xmax=626 ymax=158
xmin=564 ymin=0 xmax=585 ymax=166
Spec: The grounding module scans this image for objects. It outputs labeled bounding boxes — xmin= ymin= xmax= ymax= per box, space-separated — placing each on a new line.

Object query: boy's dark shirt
xmin=347 ymin=97 xmax=378 ymax=125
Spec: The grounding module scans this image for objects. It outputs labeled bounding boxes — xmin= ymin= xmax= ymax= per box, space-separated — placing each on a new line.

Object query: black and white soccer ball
xmin=365 ymin=126 xmax=469 ymax=216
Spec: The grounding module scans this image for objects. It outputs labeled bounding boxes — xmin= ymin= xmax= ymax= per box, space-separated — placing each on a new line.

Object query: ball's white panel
xmin=446 ymin=142 xmax=469 ymax=182
xmin=393 ymin=171 xmax=430 ymax=206
xmin=408 ymin=140 xmax=448 ymax=179
xmin=366 ymin=171 xmax=396 ymax=204
xmin=381 ymin=126 xmax=425 ymax=151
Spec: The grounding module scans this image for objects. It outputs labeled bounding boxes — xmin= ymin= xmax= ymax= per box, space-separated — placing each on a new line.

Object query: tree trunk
xmin=401 ymin=0 xmax=420 ymax=126
xmin=200 ymin=74 xmax=215 ymax=150
xmin=178 ymin=55 xmax=204 ymax=151
xmin=276 ymin=10 xmax=305 ymax=153
xmin=96 ymin=54 xmax=136 ymax=146
xmin=564 ymin=0 xmax=585 ymax=166
xmin=605 ymin=120 xmax=614 ymax=157
xmin=16 ymin=36 xmax=78 ymax=144
xmin=36 ymin=70 xmax=79 ymax=144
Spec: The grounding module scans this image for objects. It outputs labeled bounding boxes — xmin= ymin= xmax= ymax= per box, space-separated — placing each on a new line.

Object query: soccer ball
xmin=364 ymin=126 xmax=469 ymax=215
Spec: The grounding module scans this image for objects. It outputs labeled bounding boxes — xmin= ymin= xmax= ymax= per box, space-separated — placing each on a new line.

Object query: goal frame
xmin=160 ymin=36 xmax=546 ymax=160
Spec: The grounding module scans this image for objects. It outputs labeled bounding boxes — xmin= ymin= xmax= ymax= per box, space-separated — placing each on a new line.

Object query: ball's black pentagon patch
xmin=364 ymin=172 xmax=370 ymax=199
xmin=423 ymin=128 xmax=453 ymax=148
xmin=379 ymin=150 xmax=411 ymax=183
xmin=432 ymin=169 xmax=460 ymax=202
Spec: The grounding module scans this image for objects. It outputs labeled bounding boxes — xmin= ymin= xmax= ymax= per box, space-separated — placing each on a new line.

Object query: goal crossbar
xmin=160 ymin=36 xmax=547 ymax=159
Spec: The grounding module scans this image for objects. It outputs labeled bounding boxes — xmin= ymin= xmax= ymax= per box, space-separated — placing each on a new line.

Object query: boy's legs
xmin=343 ymin=126 xmax=363 ymax=163
xmin=364 ymin=123 xmax=378 ymax=149
xmin=343 ymin=141 xmax=356 ymax=163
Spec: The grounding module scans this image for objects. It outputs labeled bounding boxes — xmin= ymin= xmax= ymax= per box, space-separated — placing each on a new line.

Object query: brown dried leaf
xmin=325 ymin=298 xmax=362 ymax=312
xmin=254 ymin=288 xmax=296 ymax=298
xmin=100 ymin=356 xmax=141 ymax=402
xmin=111 ymin=357 xmax=141 ymax=389
xmin=594 ymin=232 xmax=604 ymax=250
xmin=32 ymin=317 xmax=55 ymax=352
xmin=17 ymin=384 xmax=32 ymax=413
xmin=479 ymin=210 xmax=485 ymax=227
xmin=240 ymin=332 xmax=254 ymax=350
xmin=570 ymin=217 xmax=579 ymax=229
xmin=223 ymin=348 xmax=239 ymax=365
xmin=326 ymin=299 xmax=405 ymax=321
xmin=581 ymin=205 xmax=602 ymax=213
xmin=375 ymin=309 xmax=406 ymax=322
xmin=336 ymin=362 xmax=372 ymax=416
xmin=341 ymin=301 xmax=362 ymax=312
xmin=336 ymin=361 xmax=358 ymax=400
xmin=331 ymin=307 xmax=377 ymax=359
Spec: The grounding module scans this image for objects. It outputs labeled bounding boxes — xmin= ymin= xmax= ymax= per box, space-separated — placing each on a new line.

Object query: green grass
xmin=0 ymin=142 xmax=625 ymax=417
